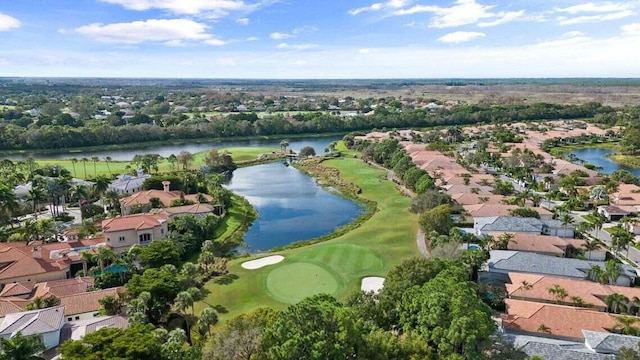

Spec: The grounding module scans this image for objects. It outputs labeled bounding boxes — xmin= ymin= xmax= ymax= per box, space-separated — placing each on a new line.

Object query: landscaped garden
xmin=194 ymin=156 xmax=419 ymax=324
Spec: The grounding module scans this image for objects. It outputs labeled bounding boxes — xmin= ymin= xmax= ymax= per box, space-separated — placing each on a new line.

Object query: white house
xmin=0 ymin=305 xmax=65 ymax=350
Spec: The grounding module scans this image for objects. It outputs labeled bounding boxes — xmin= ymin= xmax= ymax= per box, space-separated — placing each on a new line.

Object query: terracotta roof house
xmin=0 ymin=277 xmax=94 ymax=300
xmin=119 ymin=182 xmax=212 ymax=215
xmin=102 ymin=213 xmax=168 ymax=253
xmin=501 ymin=299 xmax=620 ymax=340
xmin=487 ymin=251 xmax=637 ymax=286
xmin=597 ymin=205 xmax=634 ymax=222
xmin=442 ymin=184 xmax=494 ymax=196
xmin=60 ymin=287 xmax=124 ymax=322
xmin=0 ymin=305 xmax=65 ymax=350
xmin=613 ymin=184 xmax=640 ymax=206
xmin=505 ymin=273 xmax=640 ymax=312
xmin=450 ymin=193 xmax=505 ymax=206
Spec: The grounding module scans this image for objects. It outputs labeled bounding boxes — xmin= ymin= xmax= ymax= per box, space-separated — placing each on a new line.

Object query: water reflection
xmin=225 ymin=162 xmax=362 ymax=253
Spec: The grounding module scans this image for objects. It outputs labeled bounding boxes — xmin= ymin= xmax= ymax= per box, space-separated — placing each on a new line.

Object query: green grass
xmin=34 ymin=146 xmax=280 ymax=179
xmin=548 ymin=141 xmax=618 ymax=158
xmin=195 ymin=156 xmax=419 ymax=324
xmin=609 ymin=154 xmax=640 ymax=168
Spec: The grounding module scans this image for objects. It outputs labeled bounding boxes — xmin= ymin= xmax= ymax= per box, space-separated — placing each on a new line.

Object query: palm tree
xmin=96 ymin=246 xmax=116 ymax=271
xmin=79 ymin=250 xmax=94 ymax=275
xmin=559 ymin=213 xmax=574 ymax=238
xmin=186 ymin=287 xmax=202 ymax=318
xmin=605 ymin=293 xmax=629 ymax=314
xmin=519 ymin=280 xmax=533 ymax=300
xmin=25 ymin=295 xmax=61 ymax=310
xmin=167 ymin=154 xmax=178 ymax=171
xmin=197 ymin=308 xmax=218 ymax=339
xmin=279 ymin=140 xmax=289 ymax=154
xmin=93 ymin=175 xmax=110 ymax=207
xmin=547 ymin=284 xmax=569 ymax=304
xmin=537 ymin=324 xmax=552 ymax=334
xmin=26 ymin=186 xmax=46 ymax=221
xmin=612 ymin=228 xmax=634 ymax=256
xmin=174 ymin=291 xmax=194 ymax=339
xmin=589 ymin=211 xmax=606 ymax=239
xmin=491 ymin=233 xmax=515 ymax=250
xmin=70 ymin=158 xmax=78 ymax=178
xmin=615 ymin=315 xmax=639 ymax=336
xmin=0 ymin=332 xmax=46 ymax=360
xmin=582 ymin=238 xmax=602 ymax=260
xmin=198 ymin=251 xmax=215 ymax=272
xmin=91 ymin=156 xmax=99 ymax=177
xmin=0 ymin=184 xmax=19 ymax=227
xmin=104 ymin=156 xmax=112 ymax=176
xmin=605 ymin=259 xmax=622 ymax=285
xmin=81 ymin=158 xmax=89 ymax=179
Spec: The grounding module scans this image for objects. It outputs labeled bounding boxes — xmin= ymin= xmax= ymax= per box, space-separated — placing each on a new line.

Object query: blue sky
xmin=1 ymin=0 xmax=639 ymax=78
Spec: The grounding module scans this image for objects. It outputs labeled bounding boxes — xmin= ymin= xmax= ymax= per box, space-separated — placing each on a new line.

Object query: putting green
xmin=393 ymin=196 xmax=413 ymax=205
xmin=266 ymin=262 xmax=340 ymax=304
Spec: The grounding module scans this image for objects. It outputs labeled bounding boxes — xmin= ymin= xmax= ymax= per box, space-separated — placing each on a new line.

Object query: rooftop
xmin=0 ymin=305 xmax=65 ymax=338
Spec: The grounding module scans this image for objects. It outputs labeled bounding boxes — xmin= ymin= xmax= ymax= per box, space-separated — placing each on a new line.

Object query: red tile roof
xmin=502 ymin=299 xmax=621 ymax=339
xmin=120 ymin=189 xmax=212 ymax=208
xmin=101 ymin=213 xmax=167 ymax=232
xmin=60 ymin=287 xmax=124 ymax=316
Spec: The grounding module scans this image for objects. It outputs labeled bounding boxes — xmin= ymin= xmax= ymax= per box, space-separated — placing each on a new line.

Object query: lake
xmin=3 ymin=136 xmax=343 ymax=161
xmin=569 ymin=147 xmax=640 ymax=177
xmin=225 ymin=162 xmax=363 ymax=253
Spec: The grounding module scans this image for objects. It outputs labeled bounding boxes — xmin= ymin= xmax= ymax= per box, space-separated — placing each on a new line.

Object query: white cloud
xmin=246 ymin=36 xmax=260 ymax=41
xmin=348 ymin=0 xmax=410 ymax=15
xmin=203 ymin=39 xmax=228 ymax=46
xmin=75 ymin=19 xmax=213 ymax=44
xmin=0 ymin=13 xmax=21 ymax=31
xmin=392 ymin=0 xmax=524 ymax=28
xmin=98 ymin=0 xmax=264 ymax=18
xmin=437 ymin=31 xmax=485 ymax=43
xmin=276 ymin=43 xmax=317 ymax=50
xmin=535 ymin=32 xmax=590 ymax=47
xmin=478 ymin=10 xmax=525 ymax=27
xmin=270 ymin=32 xmax=293 ymax=40
xmin=236 ymin=18 xmax=250 ymax=25
xmin=557 ymin=10 xmax=635 ymax=25
xmin=554 ymin=2 xmax=635 ymax=14
xmin=358 ymin=48 xmax=375 ymax=54
xmin=622 ymin=23 xmax=640 ymax=36
xmin=292 ymin=25 xmax=317 ymax=35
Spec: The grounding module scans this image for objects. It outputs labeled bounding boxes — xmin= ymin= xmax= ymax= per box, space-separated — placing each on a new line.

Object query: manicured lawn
xmin=195 ymin=156 xmax=419 ymax=324
xmin=34 ymin=146 xmax=279 ymax=179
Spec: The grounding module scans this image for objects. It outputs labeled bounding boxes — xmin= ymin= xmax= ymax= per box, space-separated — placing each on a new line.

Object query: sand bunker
xmin=361 ymin=277 xmax=385 ymax=293
xmin=241 ymin=255 xmax=284 ymax=270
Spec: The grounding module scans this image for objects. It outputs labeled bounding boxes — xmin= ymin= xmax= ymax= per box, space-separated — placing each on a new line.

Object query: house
xmin=496 ymin=233 xmax=595 ymax=258
xmin=60 ymin=287 xmax=124 ymax=322
xmin=0 ymin=277 xmax=94 ymax=300
xmin=153 ymin=203 xmax=218 ymax=219
xmin=60 ymin=315 xmax=128 ymax=342
xmin=118 ymin=181 xmax=212 ymax=215
xmin=505 ymin=273 xmax=640 ymax=312
xmin=450 ymin=193 xmax=506 ymax=206
xmin=465 ymin=204 xmax=554 ymax=222
xmin=583 ymin=330 xmax=640 ymax=355
xmin=597 ymin=205 xmax=633 ymax=222
xmin=108 ymin=169 xmax=150 ymax=195
xmin=0 ymin=306 xmax=65 ymax=350
xmin=475 ymin=216 xmax=575 ymax=238
xmin=506 ymin=333 xmax=615 ymax=359
xmin=102 ymin=213 xmax=168 ymax=253
xmin=501 ymin=299 xmax=619 ymax=341
xmin=0 ymin=240 xmax=104 ymax=286
xmin=486 ymin=251 xmax=637 ymax=286
xmin=612 ymin=184 xmax=640 ymax=207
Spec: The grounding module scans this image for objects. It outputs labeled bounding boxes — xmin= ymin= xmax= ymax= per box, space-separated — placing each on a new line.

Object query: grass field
xmin=195 ymin=156 xmax=419 ymax=324
xmin=35 ymin=146 xmax=280 ymax=179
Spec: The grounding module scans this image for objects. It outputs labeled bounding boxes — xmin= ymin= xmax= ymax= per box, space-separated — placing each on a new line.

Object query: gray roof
xmin=60 ymin=315 xmax=128 ymax=342
xmin=521 ymin=342 xmax=613 ymax=360
xmin=488 ymin=251 xmax=637 ymax=279
xmin=480 ymin=217 xmax=571 ymax=233
xmin=583 ymin=330 xmax=640 ymax=355
xmin=0 ymin=305 xmax=65 ymax=337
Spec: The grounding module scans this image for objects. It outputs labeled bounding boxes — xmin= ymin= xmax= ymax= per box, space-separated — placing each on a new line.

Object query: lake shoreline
xmin=0 ymin=132 xmax=346 ymax=158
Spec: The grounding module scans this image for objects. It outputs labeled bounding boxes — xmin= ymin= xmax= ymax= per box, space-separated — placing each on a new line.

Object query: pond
xmin=568 ymin=147 xmax=640 ymax=177
xmin=4 ymin=136 xmax=343 ymax=161
xmin=225 ymin=162 xmax=363 ymax=253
